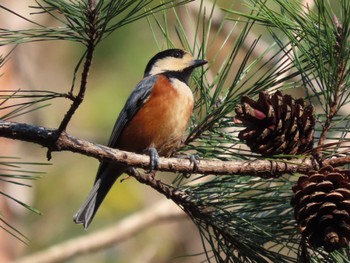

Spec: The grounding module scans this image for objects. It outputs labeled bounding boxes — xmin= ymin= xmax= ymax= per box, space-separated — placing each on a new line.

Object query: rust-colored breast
xmin=117 ymin=75 xmax=194 ymax=156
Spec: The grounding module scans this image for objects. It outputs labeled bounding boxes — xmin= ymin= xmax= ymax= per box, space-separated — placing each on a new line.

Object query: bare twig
xmin=127 ymin=169 xmax=196 ymax=208
xmin=14 ymin=200 xmax=187 ymax=263
xmin=55 ymin=1 xmax=99 ymax=137
xmin=317 ymin=17 xmax=346 ymax=154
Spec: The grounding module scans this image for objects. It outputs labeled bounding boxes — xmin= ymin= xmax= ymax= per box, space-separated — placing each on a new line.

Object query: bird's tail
xmin=73 ymin=163 xmax=125 ymax=229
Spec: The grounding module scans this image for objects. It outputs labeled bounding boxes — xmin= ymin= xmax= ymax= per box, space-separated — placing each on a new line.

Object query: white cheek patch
xmin=148 ymin=56 xmax=193 ymax=76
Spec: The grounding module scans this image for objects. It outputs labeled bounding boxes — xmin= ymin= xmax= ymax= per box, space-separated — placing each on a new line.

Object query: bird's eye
xmin=172 ymin=50 xmax=183 ymax=58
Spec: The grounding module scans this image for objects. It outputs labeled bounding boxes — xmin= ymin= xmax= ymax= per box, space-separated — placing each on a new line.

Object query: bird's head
xmin=144 ymin=49 xmax=207 ymax=80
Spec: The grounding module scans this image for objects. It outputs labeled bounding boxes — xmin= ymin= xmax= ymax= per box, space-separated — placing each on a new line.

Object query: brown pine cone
xmin=291 ymin=166 xmax=350 ymax=252
xmin=234 ymin=91 xmax=315 ymax=156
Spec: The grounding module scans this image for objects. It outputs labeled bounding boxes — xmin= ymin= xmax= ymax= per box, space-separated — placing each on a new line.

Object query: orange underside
xmin=117 ymin=75 xmax=193 ymax=157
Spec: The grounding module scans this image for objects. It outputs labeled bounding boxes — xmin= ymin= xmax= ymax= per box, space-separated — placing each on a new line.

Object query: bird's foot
xmin=174 ymin=153 xmax=200 ymax=174
xmin=145 ymin=147 xmax=160 ymax=172
xmin=188 ymin=154 xmax=200 ymax=173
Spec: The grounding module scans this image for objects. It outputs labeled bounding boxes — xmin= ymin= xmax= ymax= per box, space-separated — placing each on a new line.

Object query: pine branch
xmin=317 ymin=16 xmax=348 ymax=149
xmin=55 ymin=0 xmax=98 ymax=138
xmin=0 ymin=90 xmax=69 ymax=120
xmin=1 ymin=119 xmax=349 ymax=178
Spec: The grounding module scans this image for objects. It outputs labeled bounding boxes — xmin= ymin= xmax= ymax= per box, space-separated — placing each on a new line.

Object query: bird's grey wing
xmin=106 ymin=74 xmax=158 ymax=148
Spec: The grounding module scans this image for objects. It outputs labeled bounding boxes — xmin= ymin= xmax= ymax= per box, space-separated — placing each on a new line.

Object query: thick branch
xmin=2 ymin=120 xmax=347 ymax=177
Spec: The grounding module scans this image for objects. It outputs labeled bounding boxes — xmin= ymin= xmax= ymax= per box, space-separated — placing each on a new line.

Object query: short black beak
xmin=192 ymin=59 xmax=208 ymax=68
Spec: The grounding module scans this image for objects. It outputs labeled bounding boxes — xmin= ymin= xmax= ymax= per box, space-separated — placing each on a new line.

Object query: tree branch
xmin=14 ymin=200 xmax=187 ymax=263
xmin=0 ymin=120 xmax=327 ymax=178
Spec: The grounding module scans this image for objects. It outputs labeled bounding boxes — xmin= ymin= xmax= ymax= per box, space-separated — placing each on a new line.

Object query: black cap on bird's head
xmin=144 ymin=49 xmax=207 ymax=80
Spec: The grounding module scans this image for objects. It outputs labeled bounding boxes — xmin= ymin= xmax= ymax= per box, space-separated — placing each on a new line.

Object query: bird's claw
xmin=189 ymin=154 xmax=200 ymax=173
xmin=146 ymin=148 xmax=160 ymax=172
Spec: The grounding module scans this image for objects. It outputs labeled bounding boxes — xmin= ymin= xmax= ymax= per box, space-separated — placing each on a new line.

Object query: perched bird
xmin=74 ymin=49 xmax=207 ymax=229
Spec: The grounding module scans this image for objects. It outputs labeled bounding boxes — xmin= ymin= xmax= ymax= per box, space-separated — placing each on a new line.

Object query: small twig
xmin=127 ymin=169 xmax=195 ymax=207
xmin=317 ymin=99 xmax=339 ymax=151
xmin=316 ymin=16 xmax=346 ymax=159
xmin=89 ymin=0 xmax=96 ymax=9
xmin=323 ymin=155 xmax=350 ymax=168
xmin=127 ymin=169 xmax=224 ymax=227
xmin=55 ymin=2 xmax=99 ymax=137
xmin=56 ymin=44 xmax=94 ymax=134
xmin=299 ymin=236 xmax=311 ymax=263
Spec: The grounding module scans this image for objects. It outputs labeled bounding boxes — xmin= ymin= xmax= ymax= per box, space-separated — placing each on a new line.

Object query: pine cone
xmin=234 ymin=91 xmax=315 ymax=156
xmin=291 ymin=166 xmax=350 ymax=252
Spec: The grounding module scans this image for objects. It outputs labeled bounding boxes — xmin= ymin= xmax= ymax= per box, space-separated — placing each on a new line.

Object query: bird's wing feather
xmin=107 ymin=74 xmax=158 ymax=148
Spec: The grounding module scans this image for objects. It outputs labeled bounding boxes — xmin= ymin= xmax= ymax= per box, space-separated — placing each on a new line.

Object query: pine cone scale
xmin=234 ymin=91 xmax=315 ymax=156
xmin=291 ymin=166 xmax=350 ymax=252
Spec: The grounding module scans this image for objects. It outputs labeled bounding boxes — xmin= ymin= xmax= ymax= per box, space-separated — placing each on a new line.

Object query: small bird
xmin=74 ymin=49 xmax=207 ymax=228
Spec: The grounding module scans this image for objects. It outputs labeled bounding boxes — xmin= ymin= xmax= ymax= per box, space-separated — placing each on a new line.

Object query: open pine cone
xmin=291 ymin=166 xmax=350 ymax=252
xmin=234 ymin=91 xmax=315 ymax=156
